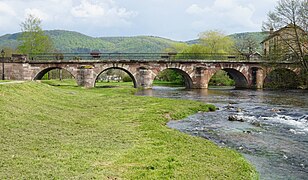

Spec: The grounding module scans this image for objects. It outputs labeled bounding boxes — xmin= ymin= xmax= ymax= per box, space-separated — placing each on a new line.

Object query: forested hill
xmin=0 ymin=30 xmax=182 ymax=53
xmin=0 ymin=30 xmax=268 ymax=53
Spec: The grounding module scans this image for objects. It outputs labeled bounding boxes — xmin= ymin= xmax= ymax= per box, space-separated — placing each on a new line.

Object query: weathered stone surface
xmin=2 ymin=58 xmax=301 ymax=89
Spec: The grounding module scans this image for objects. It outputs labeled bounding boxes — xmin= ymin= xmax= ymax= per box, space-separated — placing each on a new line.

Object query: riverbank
xmin=0 ymin=81 xmax=258 ymax=179
xmin=137 ymin=86 xmax=308 ymax=179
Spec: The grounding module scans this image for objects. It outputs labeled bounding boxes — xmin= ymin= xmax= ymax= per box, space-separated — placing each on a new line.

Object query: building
xmin=261 ymin=24 xmax=307 ymax=60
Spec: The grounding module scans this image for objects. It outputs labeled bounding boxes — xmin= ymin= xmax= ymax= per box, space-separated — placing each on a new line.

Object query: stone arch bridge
xmin=1 ymin=53 xmax=301 ymax=89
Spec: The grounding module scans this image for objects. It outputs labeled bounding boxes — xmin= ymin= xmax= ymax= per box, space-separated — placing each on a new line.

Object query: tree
xmin=18 ymin=14 xmax=54 ymax=55
xmin=262 ymin=0 xmax=308 ymax=72
xmin=163 ymin=43 xmax=189 ymax=53
xmin=233 ymin=34 xmax=258 ymax=54
xmin=176 ymin=30 xmax=236 ymax=60
xmin=199 ymin=30 xmax=235 ymax=54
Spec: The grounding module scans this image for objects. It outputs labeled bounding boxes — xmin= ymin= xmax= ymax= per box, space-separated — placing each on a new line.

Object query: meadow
xmin=0 ymin=81 xmax=258 ymax=179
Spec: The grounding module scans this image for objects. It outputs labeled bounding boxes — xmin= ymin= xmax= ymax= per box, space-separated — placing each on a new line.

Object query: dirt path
xmin=0 ymin=81 xmax=25 ymax=85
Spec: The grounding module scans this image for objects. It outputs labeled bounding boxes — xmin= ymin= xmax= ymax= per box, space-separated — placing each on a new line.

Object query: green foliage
xmin=0 ymin=82 xmax=258 ymax=179
xmin=155 ymin=69 xmax=184 ymax=85
xmin=298 ymin=69 xmax=308 ymax=88
xmin=1 ymin=31 xmax=180 ymax=53
xmin=17 ymin=14 xmax=54 ymax=54
xmin=163 ymin=42 xmax=189 ymax=53
xmin=122 ymin=75 xmax=133 ymax=82
xmin=0 ymin=34 xmax=19 ymax=50
xmin=41 ymin=69 xmax=74 ymax=80
xmin=199 ymin=30 xmax=235 ymax=54
xmin=175 ymin=30 xmax=237 ymax=59
xmin=46 ymin=31 xmax=179 ymax=53
xmin=264 ymin=68 xmax=300 ymax=89
xmin=187 ymin=32 xmax=269 ymax=54
xmin=209 ymin=70 xmax=235 ymax=86
xmin=100 ymin=36 xmax=180 ymax=53
xmin=1 ymin=30 xmax=269 ymax=55
xmin=46 ymin=30 xmax=112 ymax=52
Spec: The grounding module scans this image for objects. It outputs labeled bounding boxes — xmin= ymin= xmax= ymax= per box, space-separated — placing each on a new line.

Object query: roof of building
xmin=261 ymin=24 xmax=306 ymax=43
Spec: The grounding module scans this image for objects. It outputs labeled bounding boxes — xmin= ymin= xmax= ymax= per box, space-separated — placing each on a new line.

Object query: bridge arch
xmin=94 ymin=67 xmax=137 ymax=88
xmin=154 ymin=67 xmax=193 ymax=89
xmin=33 ymin=66 xmax=76 ymax=80
xmin=209 ymin=68 xmax=248 ymax=88
xmin=264 ymin=68 xmax=300 ymax=88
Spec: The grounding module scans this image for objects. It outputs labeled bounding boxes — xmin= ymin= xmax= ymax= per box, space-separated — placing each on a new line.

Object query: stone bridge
xmin=1 ymin=53 xmax=301 ymax=89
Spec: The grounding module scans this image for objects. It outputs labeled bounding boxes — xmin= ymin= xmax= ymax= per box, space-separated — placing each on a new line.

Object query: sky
xmin=0 ymin=0 xmax=278 ymax=41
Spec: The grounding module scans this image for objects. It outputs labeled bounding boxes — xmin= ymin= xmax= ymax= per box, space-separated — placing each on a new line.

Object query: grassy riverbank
xmin=0 ymin=81 xmax=258 ymax=179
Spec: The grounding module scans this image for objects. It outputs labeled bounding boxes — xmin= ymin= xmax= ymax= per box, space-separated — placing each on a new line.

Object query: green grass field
xmin=0 ymin=81 xmax=258 ymax=179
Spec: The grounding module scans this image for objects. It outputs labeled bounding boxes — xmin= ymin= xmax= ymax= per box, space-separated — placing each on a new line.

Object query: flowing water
xmin=136 ymin=87 xmax=308 ymax=180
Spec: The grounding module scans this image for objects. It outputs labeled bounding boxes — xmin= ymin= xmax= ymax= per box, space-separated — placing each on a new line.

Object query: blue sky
xmin=0 ymin=0 xmax=278 ymax=40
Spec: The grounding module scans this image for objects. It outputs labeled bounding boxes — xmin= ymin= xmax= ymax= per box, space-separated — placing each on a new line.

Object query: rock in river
xmin=228 ymin=115 xmax=245 ymax=122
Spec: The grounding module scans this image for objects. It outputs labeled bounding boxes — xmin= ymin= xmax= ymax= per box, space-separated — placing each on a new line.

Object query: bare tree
xmin=262 ymin=0 xmax=308 ymax=72
xmin=234 ymin=34 xmax=258 ymax=54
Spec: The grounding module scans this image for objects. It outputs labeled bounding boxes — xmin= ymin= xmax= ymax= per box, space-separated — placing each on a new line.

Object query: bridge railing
xmin=28 ymin=52 xmax=252 ymax=61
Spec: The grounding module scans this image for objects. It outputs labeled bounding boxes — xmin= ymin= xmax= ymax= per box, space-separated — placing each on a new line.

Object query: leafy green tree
xmin=176 ymin=30 xmax=236 ymax=60
xmin=18 ymin=14 xmax=54 ymax=54
xmin=199 ymin=30 xmax=235 ymax=54
xmin=163 ymin=42 xmax=189 ymax=53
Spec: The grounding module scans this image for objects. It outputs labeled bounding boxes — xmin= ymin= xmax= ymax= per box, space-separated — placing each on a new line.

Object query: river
xmin=136 ymin=87 xmax=308 ymax=180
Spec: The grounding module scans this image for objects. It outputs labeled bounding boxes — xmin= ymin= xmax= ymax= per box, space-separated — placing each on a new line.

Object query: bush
xmin=209 ymin=70 xmax=235 ymax=86
xmin=122 ymin=75 xmax=132 ymax=82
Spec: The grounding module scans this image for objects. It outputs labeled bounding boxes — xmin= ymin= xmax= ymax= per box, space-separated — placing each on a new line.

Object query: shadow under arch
xmin=33 ymin=67 xmax=76 ymax=80
xmin=210 ymin=68 xmax=248 ymax=89
xmin=156 ymin=68 xmax=193 ymax=89
xmin=95 ymin=67 xmax=137 ymax=88
xmin=264 ymin=68 xmax=299 ymax=89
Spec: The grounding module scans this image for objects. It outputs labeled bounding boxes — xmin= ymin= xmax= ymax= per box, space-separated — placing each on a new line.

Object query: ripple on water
xmin=138 ymin=88 xmax=308 ymax=179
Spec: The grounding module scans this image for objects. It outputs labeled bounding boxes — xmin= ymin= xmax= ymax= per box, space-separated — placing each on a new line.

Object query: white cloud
xmin=186 ymin=0 xmax=262 ymax=33
xmin=186 ymin=4 xmax=209 ymax=15
xmin=71 ymin=0 xmax=106 ymax=18
xmin=24 ymin=8 xmax=50 ymax=21
xmin=70 ymin=0 xmax=137 ymax=26
xmin=0 ymin=1 xmax=19 ymax=32
xmin=0 ymin=1 xmax=17 ymax=16
xmin=0 ymin=0 xmax=278 ymax=40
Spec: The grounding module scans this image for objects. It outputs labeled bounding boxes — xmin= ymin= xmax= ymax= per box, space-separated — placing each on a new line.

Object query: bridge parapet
xmin=27 ymin=52 xmax=259 ymax=62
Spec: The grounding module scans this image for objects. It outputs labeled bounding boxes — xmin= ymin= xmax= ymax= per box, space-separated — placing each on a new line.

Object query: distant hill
xmin=229 ymin=31 xmax=269 ymax=44
xmin=229 ymin=31 xmax=269 ymax=52
xmin=0 ymin=33 xmax=20 ymax=49
xmin=0 ymin=30 xmax=182 ymax=53
xmin=0 ymin=30 xmax=269 ymax=53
